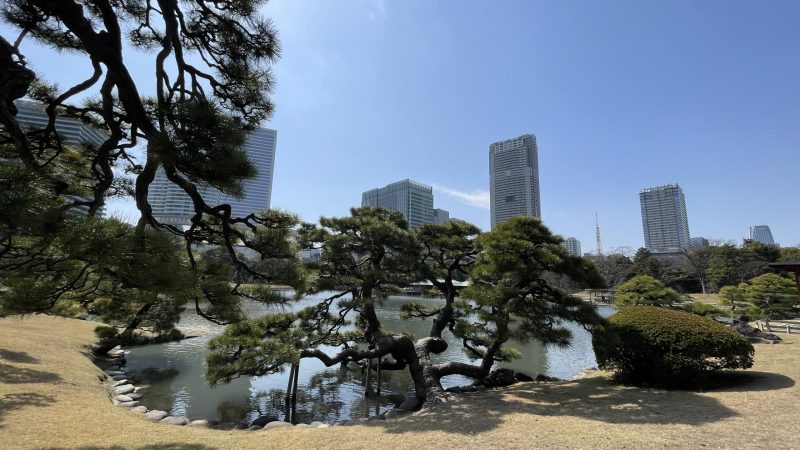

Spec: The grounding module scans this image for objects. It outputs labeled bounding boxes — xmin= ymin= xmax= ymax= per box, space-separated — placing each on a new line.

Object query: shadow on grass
xmin=0 ymin=392 xmax=55 ymax=426
xmin=374 ymin=376 xmax=748 ymax=435
xmin=0 ymin=362 xmax=62 ymax=384
xmin=0 ymin=348 xmax=40 ymax=364
xmin=41 ymin=445 xmax=218 ymax=450
xmin=709 ymin=370 xmax=795 ymax=392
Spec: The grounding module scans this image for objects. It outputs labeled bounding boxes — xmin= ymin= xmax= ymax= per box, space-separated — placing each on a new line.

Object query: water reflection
xmin=124 ymin=294 xmax=613 ymax=424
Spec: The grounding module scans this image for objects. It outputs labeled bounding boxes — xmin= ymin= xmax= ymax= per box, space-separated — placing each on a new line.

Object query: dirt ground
xmin=1 ymin=314 xmax=798 ymax=449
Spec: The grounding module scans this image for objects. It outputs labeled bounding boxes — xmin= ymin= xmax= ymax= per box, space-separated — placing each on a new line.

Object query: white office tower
xmin=563 ymin=237 xmax=582 ymax=257
xmin=489 ymin=134 xmax=541 ymax=229
xmin=149 ymin=128 xmax=277 ymax=228
xmin=639 ymin=184 xmax=690 ymax=254
xmin=221 ymin=128 xmax=277 ymax=217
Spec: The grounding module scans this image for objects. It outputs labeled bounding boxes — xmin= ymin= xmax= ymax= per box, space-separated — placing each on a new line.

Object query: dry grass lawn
xmin=1 ymin=314 xmax=799 ymax=449
xmin=688 ymin=293 xmax=723 ymax=305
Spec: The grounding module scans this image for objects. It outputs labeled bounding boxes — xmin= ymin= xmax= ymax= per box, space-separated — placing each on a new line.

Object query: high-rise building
xmin=639 ymin=184 xmax=690 ymax=254
xmin=149 ymin=127 xmax=277 ymax=228
xmin=221 ymin=128 xmax=277 ymax=217
xmin=563 ymin=237 xmax=582 ymax=257
xmin=361 ymin=179 xmax=434 ymax=228
xmin=749 ymin=225 xmax=775 ymax=245
xmin=690 ymin=237 xmax=709 ymax=249
xmin=489 ymin=134 xmax=540 ymax=229
xmin=433 ymin=208 xmax=450 ymax=225
xmin=14 ymin=100 xmax=107 ymax=217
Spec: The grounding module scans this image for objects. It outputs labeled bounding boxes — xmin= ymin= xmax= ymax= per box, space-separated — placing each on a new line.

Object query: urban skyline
xmin=10 ymin=2 xmax=799 ymax=248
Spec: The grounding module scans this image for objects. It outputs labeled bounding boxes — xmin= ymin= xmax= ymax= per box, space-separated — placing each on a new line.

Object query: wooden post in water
xmin=376 ymin=358 xmax=382 ymax=396
xmin=284 ymin=363 xmax=296 ymax=422
xmin=290 ymin=361 xmax=299 ymax=422
xmin=365 ymin=358 xmax=373 ymax=397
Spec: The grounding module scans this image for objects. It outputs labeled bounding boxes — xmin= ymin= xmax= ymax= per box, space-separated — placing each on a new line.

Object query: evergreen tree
xmin=614 ymin=275 xmax=683 ymax=309
xmin=0 ymin=1 xmax=302 ymax=342
xmin=207 ymin=212 xmax=604 ymax=405
xmin=743 ymin=273 xmax=799 ymax=320
xmin=632 ymin=248 xmax=662 ymax=279
xmin=719 ymin=284 xmax=748 ymax=313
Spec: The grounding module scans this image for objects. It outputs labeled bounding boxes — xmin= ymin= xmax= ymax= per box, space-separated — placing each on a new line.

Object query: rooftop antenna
xmin=595 ymin=212 xmax=602 ymax=256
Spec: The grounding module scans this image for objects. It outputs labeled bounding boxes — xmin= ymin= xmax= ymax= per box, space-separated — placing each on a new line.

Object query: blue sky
xmin=5 ymin=0 xmax=800 ymax=250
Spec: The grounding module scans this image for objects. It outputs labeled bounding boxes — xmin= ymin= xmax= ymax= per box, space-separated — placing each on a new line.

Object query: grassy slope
xmin=1 ymin=315 xmax=799 ymax=450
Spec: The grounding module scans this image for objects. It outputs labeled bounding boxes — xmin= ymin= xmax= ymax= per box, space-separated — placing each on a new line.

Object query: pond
xmin=125 ymin=294 xmax=614 ymax=425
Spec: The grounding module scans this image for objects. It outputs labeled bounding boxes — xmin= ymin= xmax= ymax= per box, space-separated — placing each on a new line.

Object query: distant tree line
xmin=592 ymin=241 xmax=799 ymax=295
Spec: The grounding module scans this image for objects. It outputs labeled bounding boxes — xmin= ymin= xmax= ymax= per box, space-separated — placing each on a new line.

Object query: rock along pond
xmin=125 ymin=293 xmax=615 ymax=425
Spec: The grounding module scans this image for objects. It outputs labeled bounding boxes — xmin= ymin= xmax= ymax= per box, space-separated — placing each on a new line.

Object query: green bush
xmin=593 ymin=306 xmax=754 ymax=388
xmin=680 ymin=301 xmax=731 ymax=318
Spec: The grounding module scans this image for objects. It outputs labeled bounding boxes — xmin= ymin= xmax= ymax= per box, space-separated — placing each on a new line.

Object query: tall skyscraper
xmin=149 ymin=127 xmax=277 ymax=228
xmin=221 ymin=128 xmax=277 ymax=217
xmin=563 ymin=237 xmax=582 ymax=257
xmin=433 ymin=208 xmax=450 ymax=225
xmin=361 ymin=179 xmax=434 ymax=228
xmin=639 ymin=184 xmax=690 ymax=254
xmin=749 ymin=225 xmax=775 ymax=245
xmin=14 ymin=100 xmax=107 ymax=217
xmin=489 ymin=134 xmax=540 ymax=229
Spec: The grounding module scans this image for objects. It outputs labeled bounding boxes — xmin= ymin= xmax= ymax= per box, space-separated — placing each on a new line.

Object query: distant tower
xmin=150 ymin=127 xmax=277 ymax=228
xmin=361 ymin=179 xmax=434 ymax=228
xmin=595 ymin=212 xmax=602 ymax=256
xmin=639 ymin=184 xmax=690 ymax=253
xmin=489 ymin=134 xmax=541 ymax=229
xmin=563 ymin=237 xmax=582 ymax=257
xmin=749 ymin=225 xmax=775 ymax=245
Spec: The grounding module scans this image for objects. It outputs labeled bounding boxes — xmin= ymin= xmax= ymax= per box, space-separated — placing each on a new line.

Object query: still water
xmin=125 ymin=294 xmax=614 ymax=424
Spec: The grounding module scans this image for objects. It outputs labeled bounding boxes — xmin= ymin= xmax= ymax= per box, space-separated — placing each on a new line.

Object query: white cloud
xmin=432 ymin=184 xmax=490 ymax=210
xmin=367 ymin=0 xmax=387 ymax=21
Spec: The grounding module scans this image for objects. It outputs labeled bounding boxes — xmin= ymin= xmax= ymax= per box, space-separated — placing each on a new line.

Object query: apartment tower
xmin=639 ymin=184 xmax=690 ymax=254
xmin=489 ymin=134 xmax=540 ymax=229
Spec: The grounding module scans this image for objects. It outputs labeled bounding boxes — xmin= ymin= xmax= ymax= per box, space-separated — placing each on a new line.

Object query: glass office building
xmin=361 ymin=179 xmax=434 ymax=228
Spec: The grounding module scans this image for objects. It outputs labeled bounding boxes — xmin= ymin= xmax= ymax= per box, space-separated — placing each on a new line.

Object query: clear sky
xmin=5 ymin=0 xmax=800 ymax=250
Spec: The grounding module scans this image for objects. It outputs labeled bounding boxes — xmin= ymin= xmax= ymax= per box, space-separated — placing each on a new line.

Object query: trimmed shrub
xmin=593 ymin=306 xmax=754 ymax=388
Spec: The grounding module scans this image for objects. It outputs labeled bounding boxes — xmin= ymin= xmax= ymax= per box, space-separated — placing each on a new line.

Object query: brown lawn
xmin=1 ymin=314 xmax=799 ymax=449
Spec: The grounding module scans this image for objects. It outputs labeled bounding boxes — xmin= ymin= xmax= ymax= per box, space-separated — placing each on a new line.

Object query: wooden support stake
xmin=284 ymin=363 xmax=296 ymax=422
xmin=365 ymin=358 xmax=373 ymax=397
xmin=290 ymin=362 xmax=299 ymax=422
xmin=376 ymin=358 xmax=382 ymax=396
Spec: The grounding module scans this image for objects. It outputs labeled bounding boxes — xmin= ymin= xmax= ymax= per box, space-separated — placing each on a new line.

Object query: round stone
xmin=144 ymin=410 xmax=169 ymax=422
xmin=160 ymin=416 xmax=189 ymax=426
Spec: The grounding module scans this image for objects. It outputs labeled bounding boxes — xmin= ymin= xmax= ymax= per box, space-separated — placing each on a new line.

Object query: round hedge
xmin=593 ymin=306 xmax=754 ymax=388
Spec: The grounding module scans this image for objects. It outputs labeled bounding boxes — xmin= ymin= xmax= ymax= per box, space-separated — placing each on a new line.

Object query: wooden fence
xmin=757 ymin=320 xmax=800 ymax=334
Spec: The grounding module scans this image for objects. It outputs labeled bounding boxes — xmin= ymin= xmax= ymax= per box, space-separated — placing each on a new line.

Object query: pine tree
xmin=0 ymin=1 xmax=301 ymax=342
